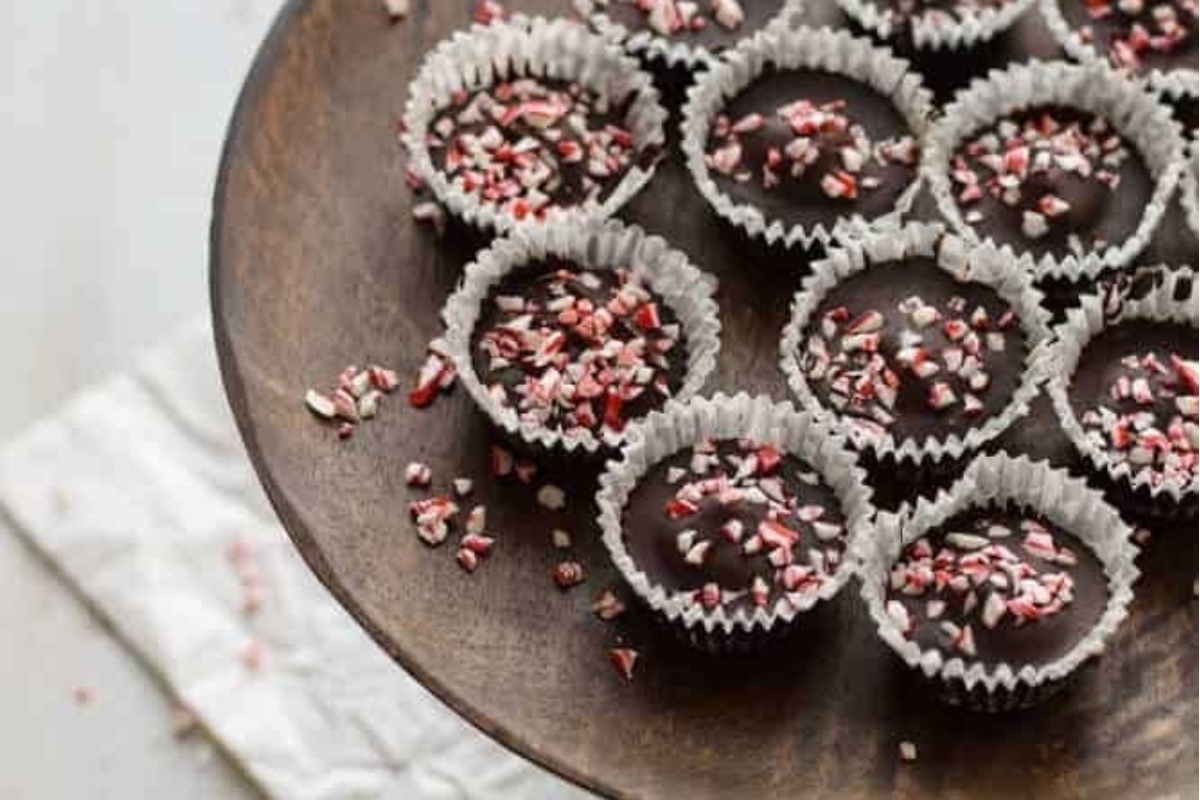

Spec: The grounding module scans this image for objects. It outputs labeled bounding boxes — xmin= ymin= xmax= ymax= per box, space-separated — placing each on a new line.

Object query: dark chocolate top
xmin=884 ymin=506 xmax=1108 ymax=667
xmin=470 ymin=261 xmax=688 ymax=439
xmin=703 ymin=68 xmax=918 ymax=230
xmin=428 ymin=77 xmax=654 ymax=219
xmin=596 ymin=0 xmax=786 ymax=51
xmin=796 ymin=258 xmax=1028 ymax=443
xmin=1068 ymin=320 xmax=1198 ymax=486
xmin=949 ymin=106 xmax=1152 ymax=260
xmin=1060 ymin=0 xmax=1198 ymax=75
xmin=622 ymin=439 xmax=848 ymax=614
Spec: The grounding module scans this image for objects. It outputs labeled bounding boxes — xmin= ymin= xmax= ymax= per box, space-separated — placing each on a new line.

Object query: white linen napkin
xmin=0 ymin=318 xmax=583 ymax=800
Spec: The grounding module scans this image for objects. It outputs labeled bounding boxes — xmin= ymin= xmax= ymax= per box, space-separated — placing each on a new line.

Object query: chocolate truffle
xmin=588 ymin=0 xmax=787 ymax=51
xmin=702 ymin=67 xmax=920 ymax=230
xmin=1068 ymin=320 xmax=1199 ymax=488
xmin=621 ymin=439 xmax=848 ymax=614
xmin=794 ymin=258 xmax=1029 ymax=443
xmin=470 ymin=262 xmax=687 ymax=439
xmin=883 ymin=507 xmax=1107 ymax=667
xmin=947 ymin=106 xmax=1153 ymax=260
xmin=427 ymin=77 xmax=655 ymax=221
xmin=1059 ymin=0 xmax=1198 ymax=75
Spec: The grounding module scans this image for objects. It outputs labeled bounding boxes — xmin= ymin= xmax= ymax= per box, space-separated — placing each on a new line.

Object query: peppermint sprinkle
xmin=887 ymin=513 xmax=1081 ymax=656
xmin=427 ymin=77 xmax=642 ymax=222
xmin=951 ymin=109 xmax=1131 ymax=252
xmin=1077 ymin=350 xmax=1198 ymax=485
xmin=705 ymin=95 xmax=916 ymax=203
xmin=475 ymin=266 xmax=683 ymax=439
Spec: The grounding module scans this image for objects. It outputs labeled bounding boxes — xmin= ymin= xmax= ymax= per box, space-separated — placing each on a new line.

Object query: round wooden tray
xmin=210 ymin=1 xmax=1199 ymax=797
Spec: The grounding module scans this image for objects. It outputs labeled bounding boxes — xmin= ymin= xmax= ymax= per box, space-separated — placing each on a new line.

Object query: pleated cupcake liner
xmin=840 ymin=0 xmax=1037 ymax=51
xmin=922 ymin=60 xmax=1186 ymax=282
xmin=858 ymin=452 xmax=1140 ymax=711
xmin=779 ymin=221 xmax=1054 ymax=466
xmin=596 ymin=392 xmax=877 ymax=653
xmin=680 ymin=25 xmax=934 ymax=250
xmin=441 ymin=217 xmax=722 ymax=456
xmin=401 ymin=15 xmax=667 ymax=233
xmin=1047 ymin=266 xmax=1199 ymax=506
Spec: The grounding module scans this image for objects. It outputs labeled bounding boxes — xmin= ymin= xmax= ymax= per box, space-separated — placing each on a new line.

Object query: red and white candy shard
xmin=705 ymin=95 xmax=915 ymax=203
xmin=952 ymin=110 xmax=1130 ymax=251
xmin=888 ymin=515 xmax=1080 ymax=652
xmin=1079 ymin=348 xmax=1198 ymax=484
xmin=553 ymin=561 xmax=585 ymax=589
xmin=592 ymin=589 xmax=627 ymax=620
xmin=475 ymin=267 xmax=681 ymax=438
xmin=800 ymin=290 xmax=1013 ymax=434
xmin=305 ymin=363 xmax=404 ymax=437
xmin=1082 ymin=0 xmax=1195 ymax=72
xmin=628 ymin=0 xmax=746 ymax=35
xmin=608 ymin=647 xmax=638 ymax=681
xmin=404 ymin=461 xmax=432 ymax=487
xmin=653 ymin=440 xmax=845 ymax=613
xmin=427 ymin=76 xmax=637 ymax=222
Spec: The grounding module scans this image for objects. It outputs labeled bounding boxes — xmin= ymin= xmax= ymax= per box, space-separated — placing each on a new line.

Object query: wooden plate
xmin=210 ymin=2 xmax=1199 ymax=797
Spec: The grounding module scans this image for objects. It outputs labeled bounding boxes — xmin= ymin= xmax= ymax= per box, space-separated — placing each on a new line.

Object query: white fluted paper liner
xmin=923 ymin=60 xmax=1186 ymax=283
xmin=779 ymin=222 xmax=1054 ymax=465
xmin=1182 ymin=137 xmax=1198 ymax=238
xmin=1039 ymin=0 xmax=1200 ymax=102
xmin=1047 ymin=267 xmax=1199 ymax=504
xmin=680 ymin=25 xmax=934 ymax=250
xmin=574 ymin=0 xmax=804 ymax=70
xmin=859 ymin=453 xmax=1140 ymax=710
xmin=596 ymin=393 xmax=876 ymax=653
xmin=839 ymin=0 xmax=1036 ymax=51
xmin=441 ymin=217 xmax=722 ymax=455
xmin=400 ymin=15 xmax=668 ymax=234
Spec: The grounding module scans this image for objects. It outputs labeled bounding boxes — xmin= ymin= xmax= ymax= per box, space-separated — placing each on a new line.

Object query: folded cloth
xmin=0 ymin=318 xmax=582 ymax=800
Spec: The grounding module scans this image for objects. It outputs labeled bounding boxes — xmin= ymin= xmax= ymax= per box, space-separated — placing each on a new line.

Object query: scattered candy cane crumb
xmin=453 ymin=477 xmax=474 ymax=497
xmin=305 ymin=363 xmax=403 ymax=439
xmin=383 ymin=0 xmax=409 ymax=21
xmin=72 ymin=686 xmax=95 ymax=706
xmin=405 ymin=461 xmax=433 ymax=487
xmin=536 ymin=484 xmax=567 ymax=510
xmin=1133 ymin=528 xmax=1152 ymax=545
xmin=409 ymin=340 xmax=457 ymax=409
xmin=608 ymin=648 xmax=638 ymax=681
xmin=554 ymin=561 xmax=585 ymax=590
xmin=171 ymin=704 xmax=200 ymax=739
xmin=592 ymin=589 xmax=626 ymax=621
xmin=552 ymin=529 xmax=572 ymax=549
xmin=899 ymin=741 xmax=918 ymax=762
xmin=226 ymin=537 xmax=266 ymax=618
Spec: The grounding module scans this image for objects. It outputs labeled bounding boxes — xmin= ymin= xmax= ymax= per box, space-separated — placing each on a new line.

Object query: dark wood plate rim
xmin=209 ymin=1 xmax=618 ymax=796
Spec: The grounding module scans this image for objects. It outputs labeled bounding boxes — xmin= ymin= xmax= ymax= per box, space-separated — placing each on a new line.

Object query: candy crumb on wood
xmin=899 ymin=741 xmax=918 ymax=762
xmin=382 ymin=0 xmax=409 ymax=21
xmin=608 ymin=647 xmax=638 ymax=680
xmin=554 ymin=561 xmax=585 ymax=590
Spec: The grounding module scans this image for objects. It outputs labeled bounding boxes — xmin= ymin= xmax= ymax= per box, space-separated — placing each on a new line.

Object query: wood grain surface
xmin=210 ymin=1 xmax=1199 ymax=797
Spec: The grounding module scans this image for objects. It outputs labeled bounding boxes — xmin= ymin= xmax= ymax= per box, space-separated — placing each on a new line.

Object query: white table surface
xmin=1 ymin=2 xmax=280 ymax=796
